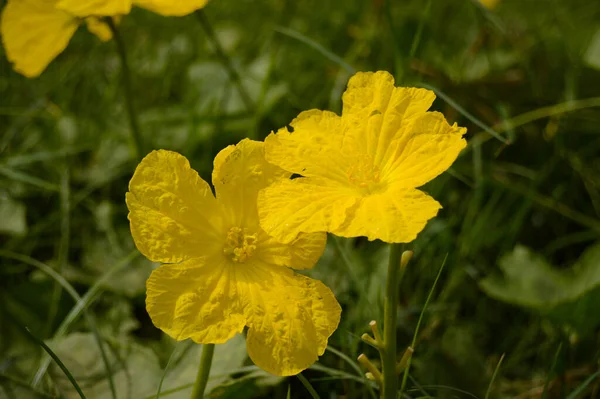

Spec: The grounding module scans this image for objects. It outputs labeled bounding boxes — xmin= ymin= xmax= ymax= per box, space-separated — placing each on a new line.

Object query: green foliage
xmin=2 ymin=0 xmax=600 ymax=398
xmin=481 ymin=244 xmax=600 ymax=335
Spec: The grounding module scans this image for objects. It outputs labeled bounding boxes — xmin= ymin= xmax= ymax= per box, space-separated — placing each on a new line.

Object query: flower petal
xmin=382 ymin=111 xmax=467 ymax=188
xmin=126 ymin=150 xmax=224 ymax=263
xmin=256 ymin=230 xmax=327 ymax=270
xmin=0 ymin=0 xmax=79 ymax=78
xmin=264 ymin=110 xmax=359 ymax=184
xmin=333 ymin=184 xmax=441 ymax=243
xmin=56 ymin=0 xmax=131 ymax=16
xmin=341 ymin=71 xmax=436 ymax=166
xmin=258 ymin=177 xmax=357 ymax=243
xmin=85 ymin=17 xmax=113 ymax=42
xmin=212 ymin=139 xmax=290 ymax=227
xmin=239 ymin=263 xmax=341 ymax=376
xmin=132 ymin=0 xmax=208 ymax=16
xmin=146 ymin=257 xmax=245 ymax=343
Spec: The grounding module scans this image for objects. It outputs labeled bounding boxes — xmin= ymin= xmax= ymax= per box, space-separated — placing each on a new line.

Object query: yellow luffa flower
xmin=0 ymin=0 xmax=208 ymax=78
xmin=258 ymin=71 xmax=467 ymax=244
xmin=479 ymin=0 xmax=501 ymax=9
xmin=126 ymin=139 xmax=341 ymax=376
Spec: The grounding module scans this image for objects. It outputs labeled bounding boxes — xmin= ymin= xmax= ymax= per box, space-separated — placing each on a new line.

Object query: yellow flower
xmin=258 ymin=71 xmax=467 ymax=244
xmin=0 ymin=0 xmax=208 ymax=78
xmin=479 ymin=0 xmax=501 ymax=9
xmin=126 ymin=139 xmax=341 ymax=376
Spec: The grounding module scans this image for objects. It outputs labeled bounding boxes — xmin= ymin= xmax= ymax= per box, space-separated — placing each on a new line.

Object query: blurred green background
xmin=2 ymin=0 xmax=600 ymax=398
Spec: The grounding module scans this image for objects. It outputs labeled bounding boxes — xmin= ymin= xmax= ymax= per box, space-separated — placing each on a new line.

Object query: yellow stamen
xmin=346 ymin=154 xmax=382 ymax=192
xmin=223 ymin=227 xmax=257 ymax=263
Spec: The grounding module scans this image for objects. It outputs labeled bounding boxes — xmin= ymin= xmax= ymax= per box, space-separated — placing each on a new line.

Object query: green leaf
xmin=48 ymin=333 xmax=161 ymax=399
xmin=0 ymin=195 xmax=27 ymax=236
xmin=584 ymin=29 xmax=600 ymax=70
xmin=162 ymin=334 xmax=247 ymax=397
xmin=47 ymin=332 xmax=250 ymax=399
xmin=480 ymin=243 xmax=600 ymax=333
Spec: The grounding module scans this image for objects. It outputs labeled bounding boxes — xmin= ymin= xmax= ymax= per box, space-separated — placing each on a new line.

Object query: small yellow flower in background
xmin=258 ymin=71 xmax=467 ymax=244
xmin=0 ymin=0 xmax=209 ymax=77
xmin=1 ymin=0 xmax=83 ymax=78
xmin=479 ymin=0 xmax=501 ymax=9
xmin=126 ymin=139 xmax=341 ymax=376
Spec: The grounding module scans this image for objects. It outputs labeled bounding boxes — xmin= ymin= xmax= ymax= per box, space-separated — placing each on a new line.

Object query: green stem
xmin=106 ymin=18 xmax=143 ymax=160
xmin=381 ymin=244 xmax=405 ymax=399
xmin=190 ymin=344 xmax=215 ymax=399
xmin=195 ymin=10 xmax=255 ymax=113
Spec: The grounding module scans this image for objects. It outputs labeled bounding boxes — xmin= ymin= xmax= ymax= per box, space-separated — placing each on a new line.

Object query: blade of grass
xmin=23 ymin=327 xmax=87 ymax=399
xmin=418 ymin=385 xmax=481 ymax=399
xmin=0 ymin=251 xmax=117 ymax=399
xmin=0 ymin=374 xmax=54 ymax=398
xmin=493 ymin=174 xmax=600 ymax=234
xmin=471 ymin=96 xmax=600 ymax=147
xmin=400 ymin=254 xmax=448 ymax=394
xmin=310 ymin=364 xmax=378 ymax=386
xmin=5 ymin=166 xmax=131 ymax=250
xmin=383 ymin=0 xmax=402 ymax=79
xmin=106 ymin=17 xmax=143 ymax=160
xmin=407 ymin=375 xmax=431 ymax=398
xmin=417 ymin=82 xmax=508 ymax=144
xmin=0 ymin=107 xmax=54 ymax=119
xmin=274 ymin=26 xmax=356 ymax=74
xmin=297 ymin=373 xmax=321 ymax=399
xmin=195 ymin=10 xmax=255 ymax=113
xmin=35 ymin=251 xmax=139 ymax=389
xmin=542 ymin=343 xmax=563 ymax=399
xmin=484 ymin=353 xmax=505 ymax=399
xmin=0 ymin=166 xmax=60 ymax=192
xmin=330 ymin=237 xmax=365 ymax=295
xmin=408 ymin=0 xmax=432 ymax=61
xmin=44 ymin=166 xmax=70 ymax=338
xmin=565 ymin=369 xmax=600 ymax=399
xmin=3 ymin=146 xmax=91 ymax=167
xmin=142 ymin=366 xmax=264 ymax=399
xmin=326 ymin=345 xmax=378 ymax=399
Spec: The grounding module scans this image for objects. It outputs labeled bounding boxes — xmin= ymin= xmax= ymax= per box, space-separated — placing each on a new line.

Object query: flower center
xmin=223 ymin=227 xmax=258 ymax=263
xmin=347 ymin=155 xmax=382 ymax=192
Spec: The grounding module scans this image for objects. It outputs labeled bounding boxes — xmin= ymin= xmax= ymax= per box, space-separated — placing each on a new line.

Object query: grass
xmin=1 ymin=0 xmax=600 ymax=398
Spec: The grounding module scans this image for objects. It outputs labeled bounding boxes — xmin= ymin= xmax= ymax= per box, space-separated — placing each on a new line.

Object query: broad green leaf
xmin=47 ymin=333 xmax=249 ymax=399
xmin=480 ymin=243 xmax=600 ymax=334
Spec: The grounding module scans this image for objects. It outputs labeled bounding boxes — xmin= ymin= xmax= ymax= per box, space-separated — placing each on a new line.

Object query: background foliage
xmin=2 ymin=0 xmax=600 ymax=397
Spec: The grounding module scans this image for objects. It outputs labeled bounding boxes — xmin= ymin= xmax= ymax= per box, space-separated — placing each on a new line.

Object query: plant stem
xmin=195 ymin=10 xmax=255 ymax=113
xmin=106 ymin=18 xmax=143 ymax=160
xmin=381 ymin=243 xmax=405 ymax=399
xmin=190 ymin=344 xmax=215 ymax=399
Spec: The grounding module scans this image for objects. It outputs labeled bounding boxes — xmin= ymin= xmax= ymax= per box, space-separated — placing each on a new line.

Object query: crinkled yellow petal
xmin=333 ymin=184 xmax=441 ymax=243
xmin=146 ymin=257 xmax=245 ymax=343
xmin=382 ymin=111 xmax=467 ymax=188
xmin=56 ymin=0 xmax=131 ymax=16
xmin=212 ymin=139 xmax=290 ymax=227
xmin=239 ymin=262 xmax=341 ymax=376
xmin=126 ymin=150 xmax=224 ymax=264
xmin=133 ymin=0 xmax=208 ymax=16
xmin=258 ymin=177 xmax=357 ymax=244
xmin=85 ymin=17 xmax=112 ymax=42
xmin=0 ymin=0 xmax=79 ymax=78
xmin=256 ymin=230 xmax=327 ymax=270
xmin=264 ymin=110 xmax=359 ymax=184
xmin=341 ymin=71 xmax=437 ymax=167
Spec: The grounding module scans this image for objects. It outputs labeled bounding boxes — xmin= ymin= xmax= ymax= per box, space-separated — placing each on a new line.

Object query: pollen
xmin=223 ymin=226 xmax=258 ymax=263
xmin=346 ymin=154 xmax=382 ymax=192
